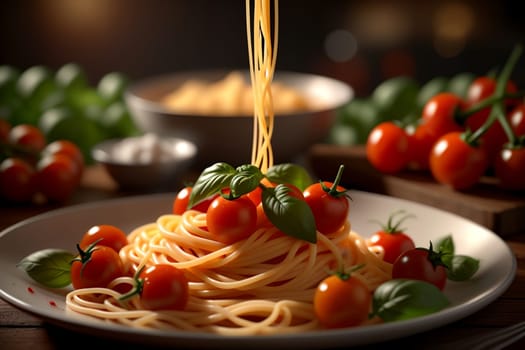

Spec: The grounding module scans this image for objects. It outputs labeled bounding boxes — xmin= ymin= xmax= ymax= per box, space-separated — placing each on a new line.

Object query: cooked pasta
xmin=64 ymin=0 xmax=393 ymax=335
xmin=161 ymin=71 xmax=310 ymax=116
xmin=66 ymin=212 xmax=391 ymax=334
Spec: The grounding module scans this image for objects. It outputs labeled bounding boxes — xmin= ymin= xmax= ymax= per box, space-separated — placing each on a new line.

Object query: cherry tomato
xmin=139 ymin=264 xmax=189 ymax=311
xmin=255 ymin=202 xmax=273 ymax=228
xmin=303 ymin=181 xmax=349 ymax=235
xmin=172 ymin=186 xmax=217 ymax=215
xmin=79 ymin=224 xmax=128 ymax=252
xmin=41 ymin=140 xmax=85 ymax=178
xmin=420 ymin=92 xmax=465 ymax=140
xmin=392 ymin=246 xmax=448 ymax=290
xmin=466 ymin=76 xmax=519 ymax=110
xmin=36 ymin=153 xmax=80 ymax=202
xmin=206 ymin=195 xmax=257 ymax=244
xmin=246 ymin=178 xmax=275 ymax=205
xmin=314 ymin=273 xmax=371 ymax=328
xmin=494 ymin=147 xmax=525 ymax=190
xmin=509 ymin=104 xmax=525 ymax=138
xmin=366 ymin=121 xmax=410 ymax=174
xmin=405 ymin=124 xmax=436 ymax=170
xmin=8 ymin=124 xmax=46 ymax=154
xmin=368 ymin=211 xmax=416 ymax=264
xmin=0 ymin=157 xmax=37 ymax=203
xmin=429 ymin=131 xmax=489 ymax=190
xmin=71 ymin=244 xmax=125 ymax=289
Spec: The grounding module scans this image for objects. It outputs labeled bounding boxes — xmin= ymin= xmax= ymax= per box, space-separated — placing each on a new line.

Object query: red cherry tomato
xmin=303 ymin=181 xmax=349 ymax=235
xmin=392 ymin=246 xmax=448 ymax=290
xmin=206 ymin=195 xmax=257 ymax=244
xmin=172 ymin=186 xmax=217 ymax=215
xmin=466 ymin=76 xmax=519 ymax=109
xmin=8 ymin=124 xmax=46 ymax=154
xmin=0 ymin=157 xmax=38 ymax=203
xmin=405 ymin=124 xmax=437 ymax=170
xmin=368 ymin=211 xmax=416 ymax=264
xmin=79 ymin=224 xmax=128 ymax=252
xmin=314 ymin=273 xmax=371 ymax=328
xmin=494 ymin=147 xmax=525 ymax=190
xmin=429 ymin=131 xmax=489 ymax=190
xmin=246 ymin=178 xmax=275 ymax=205
xmin=509 ymin=104 xmax=525 ymax=138
xmin=139 ymin=264 xmax=189 ymax=311
xmin=71 ymin=245 xmax=125 ymax=289
xmin=420 ymin=92 xmax=465 ymax=140
xmin=36 ymin=153 xmax=81 ymax=202
xmin=41 ymin=140 xmax=85 ymax=179
xmin=366 ymin=121 xmax=410 ymax=174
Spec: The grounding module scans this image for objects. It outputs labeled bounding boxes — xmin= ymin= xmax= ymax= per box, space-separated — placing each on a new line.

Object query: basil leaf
xmin=446 ymin=255 xmax=480 ymax=281
xmin=230 ymin=164 xmax=264 ymax=197
xmin=17 ymin=249 xmax=75 ymax=288
xmin=372 ymin=279 xmax=449 ymax=322
xmin=189 ymin=162 xmax=236 ymax=206
xmin=436 ymin=235 xmax=454 ymax=255
xmin=262 ymin=184 xmax=317 ymax=243
xmin=265 ymin=163 xmax=313 ymax=191
xmin=435 ymin=234 xmax=455 ymax=267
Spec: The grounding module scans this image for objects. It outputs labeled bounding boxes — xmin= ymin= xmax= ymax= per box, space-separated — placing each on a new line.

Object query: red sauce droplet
xmin=27 ymin=287 xmax=34 ymax=294
xmin=49 ymin=300 xmax=57 ymax=307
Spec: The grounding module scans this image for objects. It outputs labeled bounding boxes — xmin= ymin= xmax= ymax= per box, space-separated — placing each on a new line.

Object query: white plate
xmin=0 ymin=190 xmax=516 ymax=349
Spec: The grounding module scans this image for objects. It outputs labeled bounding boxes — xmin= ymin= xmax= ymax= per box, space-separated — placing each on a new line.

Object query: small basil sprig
xmin=188 ymin=162 xmax=317 ymax=243
xmin=17 ymin=248 xmax=75 ymax=288
xmin=436 ymin=235 xmax=480 ymax=281
xmin=371 ymin=279 xmax=449 ymax=322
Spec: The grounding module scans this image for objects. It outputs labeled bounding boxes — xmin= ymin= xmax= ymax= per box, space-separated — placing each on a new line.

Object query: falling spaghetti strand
xmin=246 ymin=0 xmax=279 ymax=172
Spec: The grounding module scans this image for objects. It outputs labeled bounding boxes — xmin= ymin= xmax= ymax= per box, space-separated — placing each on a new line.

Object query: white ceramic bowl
xmin=91 ymin=134 xmax=197 ymax=191
xmin=125 ymin=70 xmax=353 ymax=168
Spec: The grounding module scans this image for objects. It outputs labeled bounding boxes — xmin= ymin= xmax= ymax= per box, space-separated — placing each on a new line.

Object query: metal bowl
xmin=91 ymin=134 xmax=197 ymax=191
xmin=125 ymin=70 xmax=353 ymax=168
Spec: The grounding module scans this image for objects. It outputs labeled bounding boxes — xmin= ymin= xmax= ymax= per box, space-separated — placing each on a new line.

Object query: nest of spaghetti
xmin=66 ymin=210 xmax=392 ymax=335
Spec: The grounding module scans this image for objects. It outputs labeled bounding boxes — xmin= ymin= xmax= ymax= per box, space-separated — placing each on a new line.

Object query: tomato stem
xmin=119 ymin=265 xmax=145 ymax=302
xmin=467 ymin=44 xmax=523 ymax=145
xmin=371 ymin=209 xmax=415 ymax=234
xmin=333 ymin=263 xmax=365 ymax=280
xmin=416 ymin=241 xmax=449 ymax=270
xmin=320 ymin=164 xmax=350 ymax=198
xmin=457 ymin=90 xmax=525 ymax=122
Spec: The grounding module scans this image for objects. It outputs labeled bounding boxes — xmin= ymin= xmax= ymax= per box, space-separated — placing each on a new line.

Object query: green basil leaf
xmin=436 ymin=235 xmax=454 ymax=255
xmin=17 ymin=249 xmax=75 ymax=288
xmin=262 ymin=184 xmax=317 ymax=243
xmin=189 ymin=162 xmax=236 ymax=206
xmin=435 ymin=234 xmax=455 ymax=266
xmin=265 ymin=163 xmax=313 ymax=191
xmin=372 ymin=279 xmax=449 ymax=322
xmin=446 ymin=255 xmax=480 ymax=281
xmin=230 ymin=164 xmax=264 ymax=197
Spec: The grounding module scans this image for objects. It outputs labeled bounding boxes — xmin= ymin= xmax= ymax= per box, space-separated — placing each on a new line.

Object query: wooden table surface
xmin=1 ymin=164 xmax=524 ymax=349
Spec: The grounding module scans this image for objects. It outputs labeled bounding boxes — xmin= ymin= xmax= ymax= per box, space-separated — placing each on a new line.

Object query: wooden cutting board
xmin=307 ymin=144 xmax=525 ymax=236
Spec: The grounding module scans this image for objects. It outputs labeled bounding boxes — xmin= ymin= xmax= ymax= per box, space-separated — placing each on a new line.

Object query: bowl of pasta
xmin=125 ymin=69 xmax=353 ymax=167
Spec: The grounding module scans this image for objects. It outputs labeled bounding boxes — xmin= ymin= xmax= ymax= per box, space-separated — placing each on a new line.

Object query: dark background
xmin=1 ymin=0 xmax=524 ymax=97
